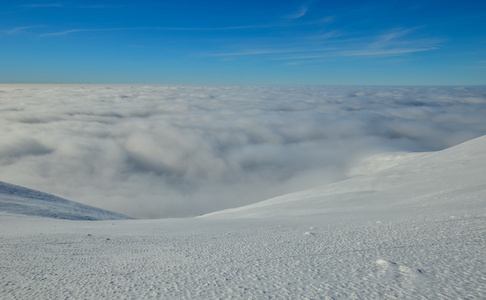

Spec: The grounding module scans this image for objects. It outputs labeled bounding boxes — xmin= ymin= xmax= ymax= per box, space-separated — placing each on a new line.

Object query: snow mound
xmin=0 ymin=181 xmax=132 ymax=220
xmin=204 ymin=135 xmax=486 ymax=219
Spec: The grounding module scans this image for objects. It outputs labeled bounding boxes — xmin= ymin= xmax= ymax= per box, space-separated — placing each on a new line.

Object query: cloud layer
xmin=0 ymin=85 xmax=485 ymax=218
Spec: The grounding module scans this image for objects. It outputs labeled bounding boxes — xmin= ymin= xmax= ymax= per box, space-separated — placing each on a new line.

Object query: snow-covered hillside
xmin=0 ymin=181 xmax=131 ymax=220
xmin=203 ymin=133 xmax=486 ymax=219
xmin=1 ymin=136 xmax=485 ymax=299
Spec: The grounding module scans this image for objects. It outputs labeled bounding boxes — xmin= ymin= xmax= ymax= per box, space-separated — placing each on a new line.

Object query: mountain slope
xmin=204 ymin=135 xmax=486 ymax=219
xmin=1 ymin=136 xmax=486 ymax=299
xmin=0 ymin=181 xmax=132 ymax=220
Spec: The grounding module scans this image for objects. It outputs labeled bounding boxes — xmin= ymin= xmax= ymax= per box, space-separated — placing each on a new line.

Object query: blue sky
xmin=1 ymin=0 xmax=485 ymax=85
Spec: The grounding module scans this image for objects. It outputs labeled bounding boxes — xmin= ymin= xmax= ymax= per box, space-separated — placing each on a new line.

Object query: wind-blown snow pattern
xmin=0 ymin=181 xmax=131 ymax=220
xmin=1 ymin=135 xmax=485 ymax=299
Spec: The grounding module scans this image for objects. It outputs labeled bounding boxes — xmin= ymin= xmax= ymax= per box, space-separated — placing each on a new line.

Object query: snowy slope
xmin=203 ymin=134 xmax=486 ymax=219
xmin=0 ymin=181 xmax=132 ymax=220
xmin=1 ymin=136 xmax=485 ymax=299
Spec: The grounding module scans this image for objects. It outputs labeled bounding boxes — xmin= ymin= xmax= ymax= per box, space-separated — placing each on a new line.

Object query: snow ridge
xmin=0 ymin=181 xmax=132 ymax=220
xmin=203 ymin=134 xmax=486 ymax=219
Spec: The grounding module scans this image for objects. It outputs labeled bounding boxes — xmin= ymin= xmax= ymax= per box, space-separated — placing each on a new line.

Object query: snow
xmin=0 ymin=181 xmax=131 ymax=220
xmin=1 ymin=135 xmax=486 ymax=298
xmin=203 ymin=133 xmax=486 ymax=219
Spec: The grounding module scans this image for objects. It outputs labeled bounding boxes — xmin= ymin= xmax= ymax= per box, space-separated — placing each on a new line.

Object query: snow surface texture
xmin=1 ymin=85 xmax=486 ymax=218
xmin=1 ymin=135 xmax=486 ymax=299
xmin=0 ymin=181 xmax=131 ymax=220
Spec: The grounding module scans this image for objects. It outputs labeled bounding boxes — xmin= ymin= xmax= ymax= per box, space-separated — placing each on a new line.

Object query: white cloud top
xmin=0 ymin=85 xmax=485 ymax=218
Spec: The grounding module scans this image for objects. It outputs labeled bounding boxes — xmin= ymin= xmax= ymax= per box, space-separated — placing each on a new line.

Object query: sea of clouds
xmin=0 ymin=85 xmax=485 ymax=218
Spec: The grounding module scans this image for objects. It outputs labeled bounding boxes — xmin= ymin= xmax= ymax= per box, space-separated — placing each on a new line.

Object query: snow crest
xmin=0 ymin=181 xmax=132 ymax=220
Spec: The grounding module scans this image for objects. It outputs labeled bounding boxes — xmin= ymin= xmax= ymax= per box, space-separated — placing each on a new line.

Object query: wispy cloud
xmin=313 ymin=16 xmax=336 ymax=24
xmin=78 ymin=5 xmax=110 ymax=9
xmin=1 ymin=25 xmax=44 ymax=35
xmin=369 ymin=27 xmax=428 ymax=49
xmin=287 ymin=5 xmax=308 ymax=19
xmin=77 ymin=4 xmax=127 ymax=9
xmin=23 ymin=3 xmax=125 ymax=9
xmin=377 ymin=28 xmax=418 ymax=43
xmin=287 ymin=27 xmax=441 ymax=63
xmin=279 ymin=47 xmax=438 ymax=65
xmin=205 ymin=26 xmax=440 ymax=62
xmin=202 ymin=30 xmax=341 ymax=58
xmin=339 ymin=47 xmax=437 ymax=57
xmin=40 ymin=29 xmax=89 ymax=37
xmin=274 ymin=53 xmax=332 ymax=61
xmin=285 ymin=0 xmax=324 ymax=20
xmin=202 ymin=48 xmax=335 ymax=57
xmin=22 ymin=3 xmax=63 ymax=8
xmin=40 ymin=24 xmax=284 ymax=37
xmin=306 ymin=30 xmax=343 ymax=40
